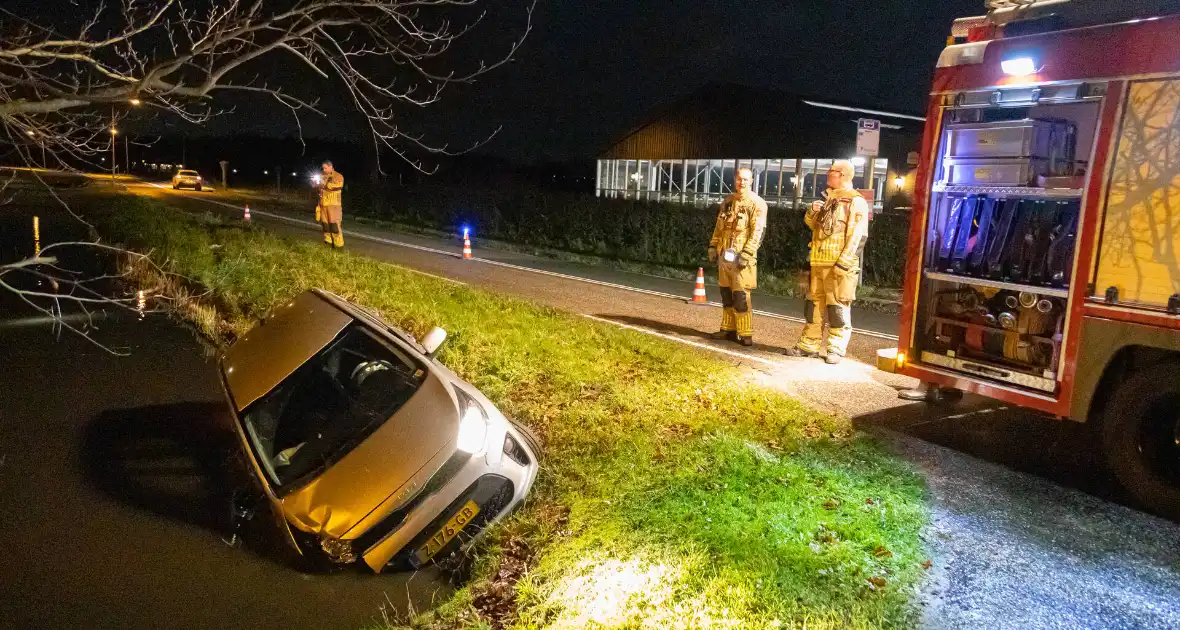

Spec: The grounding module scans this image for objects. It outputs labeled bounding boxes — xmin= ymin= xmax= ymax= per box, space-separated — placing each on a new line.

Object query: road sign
xmin=857 ymin=119 xmax=881 ymax=156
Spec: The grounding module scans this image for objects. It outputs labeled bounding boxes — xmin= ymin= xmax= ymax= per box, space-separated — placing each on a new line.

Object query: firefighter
xmin=785 ymin=160 xmax=869 ymax=364
xmin=315 ymin=161 xmax=345 ymax=248
xmin=708 ymin=167 xmax=768 ymax=346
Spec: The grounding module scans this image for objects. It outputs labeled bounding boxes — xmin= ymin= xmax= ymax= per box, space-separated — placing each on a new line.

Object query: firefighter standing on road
xmin=708 ymin=167 xmax=768 ymax=347
xmin=785 ymin=160 xmax=869 ymax=364
xmin=315 ymin=161 xmax=345 ymax=248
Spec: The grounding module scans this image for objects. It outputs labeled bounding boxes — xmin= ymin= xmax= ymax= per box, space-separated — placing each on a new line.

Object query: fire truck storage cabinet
xmin=913 ymin=96 xmax=1103 ymax=394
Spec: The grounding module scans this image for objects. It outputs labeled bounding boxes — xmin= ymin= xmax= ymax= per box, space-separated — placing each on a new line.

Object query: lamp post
xmin=110 ymin=108 xmax=118 ymax=185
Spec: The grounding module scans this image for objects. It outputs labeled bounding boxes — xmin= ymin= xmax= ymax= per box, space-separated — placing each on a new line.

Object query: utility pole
xmin=181 ymin=135 xmax=186 ymax=167
xmin=276 ymin=166 xmax=281 ymax=192
xmin=124 ymin=135 xmax=130 ymax=175
xmin=110 ymin=107 xmax=117 ymax=185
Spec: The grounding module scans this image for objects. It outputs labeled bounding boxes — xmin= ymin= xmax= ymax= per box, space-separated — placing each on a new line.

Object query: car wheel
xmin=1102 ymin=362 xmax=1180 ymax=520
xmin=172 ymin=184 xmax=179 ymax=189
xmin=510 ymin=419 xmax=543 ymax=458
xmin=195 ymin=184 xmax=202 ymax=191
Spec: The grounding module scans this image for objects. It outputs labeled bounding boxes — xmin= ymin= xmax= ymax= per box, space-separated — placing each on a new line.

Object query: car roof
xmin=221 ymin=291 xmax=353 ymax=411
xmin=312 ymin=289 xmax=427 ymax=354
xmin=177 ymin=169 xmax=198 ymax=174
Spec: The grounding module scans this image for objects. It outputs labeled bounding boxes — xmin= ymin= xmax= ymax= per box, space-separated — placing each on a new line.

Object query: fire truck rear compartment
xmin=914 ymin=96 xmax=1102 ymax=394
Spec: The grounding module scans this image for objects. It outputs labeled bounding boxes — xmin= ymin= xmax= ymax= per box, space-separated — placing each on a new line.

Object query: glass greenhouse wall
xmin=595 ymin=158 xmax=890 ymax=209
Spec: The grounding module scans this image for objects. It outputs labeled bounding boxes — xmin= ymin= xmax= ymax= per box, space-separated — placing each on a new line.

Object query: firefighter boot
xmin=790 ymin=282 xmax=825 ymax=357
xmin=825 ymin=303 xmax=852 ymax=364
xmin=733 ymin=290 xmax=754 ymax=346
xmin=712 ymin=287 xmax=738 ymax=342
xmin=328 ymin=222 xmax=344 ymax=249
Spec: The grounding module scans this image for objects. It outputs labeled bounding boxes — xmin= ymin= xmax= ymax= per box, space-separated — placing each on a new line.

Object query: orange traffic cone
xmin=690 ymin=267 xmax=708 ymax=304
xmin=243 ymin=204 xmax=251 ymax=222
xmin=462 ymin=228 xmax=472 ymax=259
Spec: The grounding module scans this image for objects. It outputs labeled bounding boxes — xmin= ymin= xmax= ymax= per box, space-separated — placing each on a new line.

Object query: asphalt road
xmin=0 ymin=206 xmax=448 ymax=630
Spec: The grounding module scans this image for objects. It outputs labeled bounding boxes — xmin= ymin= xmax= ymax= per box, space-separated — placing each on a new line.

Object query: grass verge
xmin=89 ymin=194 xmax=929 ymax=629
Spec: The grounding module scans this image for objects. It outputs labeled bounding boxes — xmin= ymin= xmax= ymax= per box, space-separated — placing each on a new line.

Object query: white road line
xmin=582 ymin=314 xmax=785 ymax=367
xmin=165 ymin=191 xmax=899 ymax=342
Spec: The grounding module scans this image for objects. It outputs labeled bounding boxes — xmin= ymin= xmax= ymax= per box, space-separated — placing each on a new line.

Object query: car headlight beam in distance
xmin=455 ymin=390 xmax=491 ymax=455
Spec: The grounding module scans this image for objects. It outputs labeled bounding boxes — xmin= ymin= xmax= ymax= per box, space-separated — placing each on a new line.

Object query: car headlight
xmin=455 ymin=390 xmax=491 ymax=455
xmin=320 ymin=535 xmax=356 ymax=564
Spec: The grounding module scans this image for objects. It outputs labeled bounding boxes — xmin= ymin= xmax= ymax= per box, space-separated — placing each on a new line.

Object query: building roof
xmin=599 ymin=83 xmax=925 ymax=161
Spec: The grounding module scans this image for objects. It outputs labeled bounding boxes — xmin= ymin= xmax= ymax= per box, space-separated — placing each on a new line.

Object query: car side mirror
xmin=420 ymin=327 xmax=447 ymax=358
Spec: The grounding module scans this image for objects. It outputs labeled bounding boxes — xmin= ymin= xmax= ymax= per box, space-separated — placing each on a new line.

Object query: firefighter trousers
xmin=718 ymin=260 xmax=756 ymax=338
xmin=796 ymin=264 xmax=857 ymax=356
xmin=316 ymin=205 xmax=345 ymax=248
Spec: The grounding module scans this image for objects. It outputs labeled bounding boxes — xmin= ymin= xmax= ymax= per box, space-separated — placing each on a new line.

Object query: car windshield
xmin=240 ymin=324 xmax=426 ymax=489
xmin=178 ymin=170 xmax=198 ymax=176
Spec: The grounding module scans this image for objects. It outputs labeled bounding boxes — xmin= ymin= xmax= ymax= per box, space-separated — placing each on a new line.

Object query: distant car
xmin=172 ymin=169 xmax=203 ymax=191
xmin=218 ymin=289 xmax=540 ymax=572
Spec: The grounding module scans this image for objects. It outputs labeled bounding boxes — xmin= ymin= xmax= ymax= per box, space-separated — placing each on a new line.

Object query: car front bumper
xmin=353 ymin=421 xmax=539 ymax=572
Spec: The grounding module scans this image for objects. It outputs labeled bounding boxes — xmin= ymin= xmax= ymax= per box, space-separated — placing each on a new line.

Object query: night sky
xmin=14 ymin=0 xmax=986 ymax=161
xmin=411 ymin=0 xmax=984 ymax=161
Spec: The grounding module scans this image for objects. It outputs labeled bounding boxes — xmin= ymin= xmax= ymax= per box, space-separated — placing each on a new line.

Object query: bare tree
xmin=0 ymin=0 xmax=533 ymax=346
xmin=0 ymin=0 xmax=534 ymax=169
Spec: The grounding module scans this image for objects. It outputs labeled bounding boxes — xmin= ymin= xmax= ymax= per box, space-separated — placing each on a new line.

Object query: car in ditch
xmin=217 ymin=289 xmax=540 ymax=572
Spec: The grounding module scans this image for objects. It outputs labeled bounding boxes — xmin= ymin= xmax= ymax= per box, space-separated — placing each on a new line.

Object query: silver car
xmin=219 ymin=289 xmax=540 ymax=572
xmin=171 ymin=169 xmax=203 ymax=190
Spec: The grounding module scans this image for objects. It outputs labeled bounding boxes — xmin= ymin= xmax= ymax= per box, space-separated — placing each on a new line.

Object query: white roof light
xmin=1001 ymin=56 xmax=1038 ymax=76
xmin=802 ymin=100 xmax=926 ymax=122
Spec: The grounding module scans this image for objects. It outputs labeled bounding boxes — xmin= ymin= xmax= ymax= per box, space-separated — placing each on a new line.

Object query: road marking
xmin=163 ymin=190 xmax=899 ymax=341
xmin=582 ymin=314 xmax=785 ymax=367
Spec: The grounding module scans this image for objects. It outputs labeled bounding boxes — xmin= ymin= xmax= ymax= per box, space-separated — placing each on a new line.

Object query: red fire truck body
xmin=894 ymin=1 xmax=1180 ymax=517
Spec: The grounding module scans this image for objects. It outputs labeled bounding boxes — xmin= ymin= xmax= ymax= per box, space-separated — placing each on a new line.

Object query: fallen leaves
xmin=822 ymin=499 xmax=840 ymax=511
xmin=469 ymin=537 xmax=532 ymax=629
xmin=872 ymin=545 xmax=893 ymax=559
xmin=868 ymin=576 xmax=887 ymax=590
xmin=921 ymin=559 xmax=933 ymax=570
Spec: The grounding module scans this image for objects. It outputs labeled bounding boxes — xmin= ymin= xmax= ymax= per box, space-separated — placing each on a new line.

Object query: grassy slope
xmin=90 ymin=195 xmax=928 ymax=629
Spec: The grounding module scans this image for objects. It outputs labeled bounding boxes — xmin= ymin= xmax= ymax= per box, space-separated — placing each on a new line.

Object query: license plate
xmin=414 ymin=500 xmax=480 ymax=564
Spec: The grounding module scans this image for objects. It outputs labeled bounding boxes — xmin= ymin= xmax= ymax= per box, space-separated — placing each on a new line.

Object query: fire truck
xmin=885 ymin=0 xmax=1180 ymax=519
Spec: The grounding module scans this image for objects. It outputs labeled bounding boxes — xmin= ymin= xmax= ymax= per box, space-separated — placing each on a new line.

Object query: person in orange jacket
xmin=315 ymin=161 xmax=345 ymax=248
xmin=708 ymin=167 xmax=768 ymax=346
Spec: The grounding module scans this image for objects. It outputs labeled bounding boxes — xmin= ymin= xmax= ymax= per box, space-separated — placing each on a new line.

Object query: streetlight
xmin=110 ymin=123 xmax=119 ymax=184
xmin=130 ymin=98 xmax=142 ymax=106
xmin=25 ymin=130 xmax=46 ymax=166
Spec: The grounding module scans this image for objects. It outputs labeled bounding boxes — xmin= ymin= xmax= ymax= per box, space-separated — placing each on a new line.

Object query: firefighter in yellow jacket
xmin=708 ymin=167 xmax=768 ymax=346
xmin=786 ymin=160 xmax=869 ymax=364
xmin=315 ymin=161 xmax=345 ymax=248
